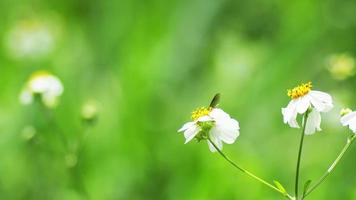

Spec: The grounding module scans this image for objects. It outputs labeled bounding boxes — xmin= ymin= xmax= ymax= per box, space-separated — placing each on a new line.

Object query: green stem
xmin=295 ymin=111 xmax=310 ymax=199
xmin=208 ymin=138 xmax=294 ymax=200
xmin=303 ymin=134 xmax=356 ymax=198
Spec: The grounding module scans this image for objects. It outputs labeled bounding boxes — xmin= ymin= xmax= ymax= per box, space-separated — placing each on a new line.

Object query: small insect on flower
xmin=19 ymin=70 xmax=64 ymax=108
xmin=282 ymin=82 xmax=333 ymax=135
xmin=340 ymin=108 xmax=356 ymax=133
xmin=178 ymin=94 xmax=240 ymax=152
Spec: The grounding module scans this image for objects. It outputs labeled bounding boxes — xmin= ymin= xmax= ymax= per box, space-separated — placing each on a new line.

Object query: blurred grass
xmin=1 ymin=0 xmax=356 ymax=199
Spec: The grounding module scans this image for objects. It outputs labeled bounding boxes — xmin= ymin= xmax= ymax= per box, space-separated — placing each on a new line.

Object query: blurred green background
xmin=1 ymin=0 xmax=356 ymax=199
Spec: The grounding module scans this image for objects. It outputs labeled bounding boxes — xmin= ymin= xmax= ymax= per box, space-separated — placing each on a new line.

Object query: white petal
xmin=29 ymin=75 xmax=64 ymax=96
xmin=197 ymin=115 xmax=213 ymax=122
xmin=212 ymin=118 xmax=239 ymax=144
xmin=308 ymin=91 xmax=333 ymax=112
xmin=340 ymin=112 xmax=356 ymax=133
xmin=48 ymin=76 xmax=64 ymax=95
xmin=304 ymin=109 xmax=321 ymax=135
xmin=348 ymin=120 xmax=356 ymax=133
xmin=340 ymin=111 xmax=356 ymax=126
xmin=296 ymin=96 xmax=311 ymax=114
xmin=178 ymin=121 xmax=195 ymax=132
xmin=30 ymin=77 xmax=49 ymax=93
xmin=282 ymin=100 xmax=300 ymax=128
xmin=209 ymin=108 xmax=230 ymax=120
xmin=282 ymin=100 xmax=297 ymax=123
xmin=184 ymin=124 xmax=200 ymax=144
xmin=310 ymin=90 xmax=332 ymax=103
xmin=207 ymin=133 xmax=223 ymax=152
xmin=288 ymin=114 xmax=300 ymax=128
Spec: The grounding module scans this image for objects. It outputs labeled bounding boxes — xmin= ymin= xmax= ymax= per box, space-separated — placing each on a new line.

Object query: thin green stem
xmin=208 ymin=138 xmax=294 ymax=200
xmin=295 ymin=111 xmax=310 ymax=199
xmin=303 ymin=134 xmax=356 ymax=198
xmin=39 ymin=103 xmax=70 ymax=152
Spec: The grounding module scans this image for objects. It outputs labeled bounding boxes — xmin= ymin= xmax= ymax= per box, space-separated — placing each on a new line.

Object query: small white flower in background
xmin=5 ymin=18 xmax=57 ymax=59
xmin=19 ymin=71 xmax=64 ymax=108
xmin=340 ymin=108 xmax=356 ymax=133
xmin=327 ymin=53 xmax=355 ymax=81
xmin=178 ymin=105 xmax=240 ymax=152
xmin=282 ymin=82 xmax=333 ymax=135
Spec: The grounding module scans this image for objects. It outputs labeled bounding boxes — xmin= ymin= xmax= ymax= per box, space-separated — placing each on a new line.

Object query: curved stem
xmin=208 ymin=138 xmax=294 ymax=200
xmin=303 ymin=134 xmax=356 ymax=198
xmin=295 ymin=111 xmax=310 ymax=199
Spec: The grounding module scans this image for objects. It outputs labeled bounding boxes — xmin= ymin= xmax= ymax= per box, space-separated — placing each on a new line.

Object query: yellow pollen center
xmin=29 ymin=70 xmax=51 ymax=81
xmin=191 ymin=107 xmax=212 ymax=121
xmin=287 ymin=82 xmax=312 ymax=99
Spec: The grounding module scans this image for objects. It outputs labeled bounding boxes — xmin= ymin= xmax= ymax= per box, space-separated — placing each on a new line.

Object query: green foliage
xmin=303 ymin=180 xmax=312 ymax=197
xmin=274 ymin=180 xmax=288 ymax=195
xmin=0 ymin=0 xmax=356 ymax=199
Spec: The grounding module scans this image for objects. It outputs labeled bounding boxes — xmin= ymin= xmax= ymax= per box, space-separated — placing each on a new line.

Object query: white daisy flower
xmin=340 ymin=108 xmax=356 ymax=133
xmin=178 ymin=106 xmax=240 ymax=152
xmin=282 ymin=82 xmax=333 ymax=135
xmin=19 ymin=71 xmax=64 ymax=108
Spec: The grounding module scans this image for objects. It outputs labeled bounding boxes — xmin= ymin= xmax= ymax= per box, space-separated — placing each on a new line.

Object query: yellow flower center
xmin=29 ymin=70 xmax=51 ymax=81
xmin=191 ymin=107 xmax=212 ymax=121
xmin=340 ymin=108 xmax=352 ymax=116
xmin=287 ymin=82 xmax=312 ymax=99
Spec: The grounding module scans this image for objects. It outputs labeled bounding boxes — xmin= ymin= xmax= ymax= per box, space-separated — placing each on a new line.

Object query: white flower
xmin=6 ymin=18 xmax=56 ymax=59
xmin=340 ymin=108 xmax=356 ymax=133
xmin=282 ymin=82 xmax=333 ymax=135
xmin=327 ymin=53 xmax=355 ymax=80
xmin=178 ymin=107 xmax=240 ymax=152
xmin=19 ymin=71 xmax=64 ymax=108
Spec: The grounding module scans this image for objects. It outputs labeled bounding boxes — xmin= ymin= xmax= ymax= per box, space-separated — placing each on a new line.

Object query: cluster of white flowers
xmin=19 ymin=71 xmax=63 ymax=108
xmin=179 ymin=82 xmax=356 ymax=152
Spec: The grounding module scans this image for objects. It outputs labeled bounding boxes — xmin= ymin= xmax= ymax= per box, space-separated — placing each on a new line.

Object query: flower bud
xmin=81 ymin=100 xmax=99 ymax=124
xmin=340 ymin=108 xmax=352 ymax=117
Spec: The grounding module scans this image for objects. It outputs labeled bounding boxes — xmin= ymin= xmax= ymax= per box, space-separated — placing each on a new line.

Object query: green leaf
xmin=303 ymin=180 xmax=312 ymax=196
xmin=273 ymin=180 xmax=287 ymax=194
xmin=209 ymin=93 xmax=220 ymax=108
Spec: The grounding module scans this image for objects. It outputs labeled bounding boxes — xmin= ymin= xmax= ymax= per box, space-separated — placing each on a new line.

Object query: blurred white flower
xmin=5 ymin=18 xmax=56 ymax=59
xmin=178 ymin=107 xmax=240 ymax=152
xmin=340 ymin=108 xmax=356 ymax=133
xmin=282 ymin=82 xmax=333 ymax=135
xmin=327 ymin=53 xmax=355 ymax=80
xmin=19 ymin=71 xmax=64 ymax=108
